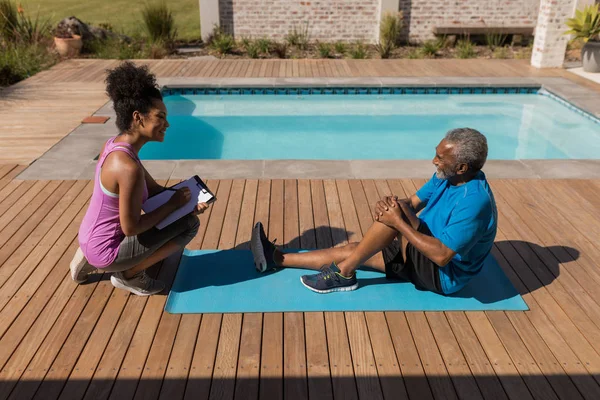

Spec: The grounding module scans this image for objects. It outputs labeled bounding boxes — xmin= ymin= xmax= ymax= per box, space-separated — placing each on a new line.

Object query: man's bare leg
xmin=276 ymin=221 xmax=401 ymax=275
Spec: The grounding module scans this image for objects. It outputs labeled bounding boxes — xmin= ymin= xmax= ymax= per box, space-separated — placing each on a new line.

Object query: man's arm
xmin=376 ymin=197 xmax=454 ymax=266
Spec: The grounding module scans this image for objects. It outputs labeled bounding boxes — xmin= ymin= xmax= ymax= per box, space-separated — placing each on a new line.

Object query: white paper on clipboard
xmin=142 ymin=175 xmax=215 ymax=230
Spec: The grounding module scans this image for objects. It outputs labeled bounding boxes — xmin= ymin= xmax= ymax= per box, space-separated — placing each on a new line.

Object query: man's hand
xmin=374 ymin=196 xmax=405 ymax=229
xmin=193 ymin=202 xmax=210 ymax=215
xmin=396 ymin=199 xmax=421 ymax=230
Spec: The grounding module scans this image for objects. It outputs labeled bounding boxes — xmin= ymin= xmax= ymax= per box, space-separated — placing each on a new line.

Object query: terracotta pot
xmin=582 ymin=40 xmax=600 ymax=73
xmin=54 ymin=34 xmax=83 ymax=57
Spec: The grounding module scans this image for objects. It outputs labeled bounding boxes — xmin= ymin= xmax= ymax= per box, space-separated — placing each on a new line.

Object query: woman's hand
xmin=168 ymin=187 xmax=191 ymax=209
xmin=194 ymin=202 xmax=210 ymax=215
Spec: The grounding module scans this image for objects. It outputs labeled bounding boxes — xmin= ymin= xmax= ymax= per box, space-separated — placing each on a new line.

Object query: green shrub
xmin=377 ymin=11 xmax=402 ymax=58
xmin=420 ymin=39 xmax=442 ymax=57
xmin=317 ymin=42 xmax=331 ymax=58
xmin=492 ymin=46 xmax=510 ymax=59
xmin=485 ymin=31 xmax=507 ymax=50
xmin=272 ymin=41 xmax=288 ymax=58
xmin=565 ymin=4 xmax=600 ymax=41
xmin=142 ymin=1 xmax=177 ymax=43
xmin=406 ymin=48 xmax=422 ymax=59
xmin=0 ymin=0 xmax=17 ymax=42
xmin=334 ymin=41 xmax=346 ymax=55
xmin=285 ymin=21 xmax=310 ymax=50
xmin=350 ymin=41 xmax=368 ymax=59
xmin=0 ymin=42 xmax=57 ymax=86
xmin=240 ymin=36 xmax=252 ymax=50
xmin=245 ymin=40 xmax=260 ymax=58
xmin=456 ymin=39 xmax=476 ymax=58
xmin=256 ymin=37 xmax=271 ymax=54
xmin=210 ymin=32 xmax=235 ymax=55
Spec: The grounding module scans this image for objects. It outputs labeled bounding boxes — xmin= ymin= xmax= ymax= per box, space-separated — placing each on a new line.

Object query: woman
xmin=69 ymin=62 xmax=208 ymax=296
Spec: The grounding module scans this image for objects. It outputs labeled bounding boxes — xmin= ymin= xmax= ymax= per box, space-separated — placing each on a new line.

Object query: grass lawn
xmin=20 ymin=0 xmax=201 ymax=40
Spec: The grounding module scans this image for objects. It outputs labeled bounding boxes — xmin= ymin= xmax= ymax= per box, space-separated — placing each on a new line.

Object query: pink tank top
xmin=78 ymin=137 xmax=149 ymax=268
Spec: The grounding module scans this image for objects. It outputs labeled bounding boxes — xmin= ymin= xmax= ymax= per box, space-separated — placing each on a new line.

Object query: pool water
xmin=139 ymin=92 xmax=600 ymax=160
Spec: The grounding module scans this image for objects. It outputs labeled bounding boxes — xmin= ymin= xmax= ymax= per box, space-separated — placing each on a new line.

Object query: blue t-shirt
xmin=415 ymin=171 xmax=497 ymax=294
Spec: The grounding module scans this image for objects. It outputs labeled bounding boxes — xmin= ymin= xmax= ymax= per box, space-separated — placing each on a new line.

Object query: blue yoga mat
xmin=165 ymin=249 xmax=528 ymax=313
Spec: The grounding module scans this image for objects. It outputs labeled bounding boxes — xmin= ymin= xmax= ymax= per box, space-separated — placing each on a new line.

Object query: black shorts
xmin=382 ymin=222 xmax=444 ymax=294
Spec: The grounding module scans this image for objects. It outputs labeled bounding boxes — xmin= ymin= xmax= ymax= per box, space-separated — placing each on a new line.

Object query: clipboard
xmin=142 ymin=175 xmax=216 ymax=230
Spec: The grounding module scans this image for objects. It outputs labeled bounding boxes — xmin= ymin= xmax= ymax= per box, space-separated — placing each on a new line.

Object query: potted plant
xmin=565 ymin=4 xmax=600 ymax=72
xmin=53 ymin=24 xmax=82 ymax=57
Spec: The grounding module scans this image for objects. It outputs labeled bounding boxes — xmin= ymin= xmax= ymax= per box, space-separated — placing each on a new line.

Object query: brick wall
xmin=400 ymin=0 xmax=541 ymax=43
xmin=218 ymin=0 xmax=381 ymax=42
xmin=531 ymin=0 xmax=578 ymax=68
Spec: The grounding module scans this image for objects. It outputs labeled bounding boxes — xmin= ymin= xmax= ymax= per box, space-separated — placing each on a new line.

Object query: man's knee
xmin=345 ymin=242 xmax=359 ymax=253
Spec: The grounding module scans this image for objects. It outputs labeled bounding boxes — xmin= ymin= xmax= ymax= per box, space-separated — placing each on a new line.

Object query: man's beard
xmin=436 ymin=166 xmax=457 ymax=180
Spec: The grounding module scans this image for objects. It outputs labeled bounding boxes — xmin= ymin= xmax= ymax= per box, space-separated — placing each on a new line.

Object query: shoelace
xmin=314 ymin=266 xmax=336 ymax=281
xmin=132 ymin=271 xmax=151 ymax=290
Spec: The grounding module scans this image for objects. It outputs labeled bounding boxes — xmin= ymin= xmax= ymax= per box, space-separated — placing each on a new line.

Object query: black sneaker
xmin=300 ymin=263 xmax=358 ymax=294
xmin=251 ymin=222 xmax=278 ymax=272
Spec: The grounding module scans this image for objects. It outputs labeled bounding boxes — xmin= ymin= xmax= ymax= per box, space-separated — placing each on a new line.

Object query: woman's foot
xmin=111 ymin=271 xmax=165 ymax=296
xmin=251 ymin=222 xmax=279 ymax=272
xmin=70 ymin=247 xmax=96 ymax=284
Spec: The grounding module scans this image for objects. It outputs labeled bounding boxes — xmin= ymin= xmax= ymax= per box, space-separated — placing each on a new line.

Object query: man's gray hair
xmin=444 ymin=128 xmax=488 ymax=172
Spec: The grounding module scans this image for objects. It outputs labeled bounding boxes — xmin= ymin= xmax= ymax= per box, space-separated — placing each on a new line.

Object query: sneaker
xmin=110 ymin=271 xmax=165 ymax=296
xmin=69 ymin=247 xmax=96 ymax=284
xmin=301 ymin=263 xmax=358 ymax=294
xmin=251 ymin=222 xmax=278 ymax=272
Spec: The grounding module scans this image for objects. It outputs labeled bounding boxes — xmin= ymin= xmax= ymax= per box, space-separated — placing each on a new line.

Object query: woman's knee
xmin=180 ymin=214 xmax=200 ymax=242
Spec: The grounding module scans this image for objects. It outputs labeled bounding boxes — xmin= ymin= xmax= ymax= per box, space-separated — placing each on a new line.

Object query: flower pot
xmin=582 ymin=40 xmax=600 ymax=73
xmin=54 ymin=35 xmax=83 ymax=57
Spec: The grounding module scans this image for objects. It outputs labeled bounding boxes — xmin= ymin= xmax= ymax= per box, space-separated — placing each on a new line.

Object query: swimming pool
xmin=138 ymin=88 xmax=600 ymax=160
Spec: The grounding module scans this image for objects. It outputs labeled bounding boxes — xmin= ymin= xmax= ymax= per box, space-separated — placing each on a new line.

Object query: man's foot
xmin=301 ymin=263 xmax=358 ymax=294
xmin=70 ymin=247 xmax=96 ymax=284
xmin=251 ymin=222 xmax=279 ymax=272
xmin=110 ymin=271 xmax=165 ymax=296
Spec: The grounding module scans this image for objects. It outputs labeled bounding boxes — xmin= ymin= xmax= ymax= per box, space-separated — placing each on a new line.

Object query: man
xmin=251 ymin=128 xmax=497 ymax=295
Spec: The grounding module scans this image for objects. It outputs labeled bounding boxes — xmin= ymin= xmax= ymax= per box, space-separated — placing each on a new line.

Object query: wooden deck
xmin=1 ymin=163 xmax=600 ymax=399
xmin=1 ymin=59 xmax=600 ymax=164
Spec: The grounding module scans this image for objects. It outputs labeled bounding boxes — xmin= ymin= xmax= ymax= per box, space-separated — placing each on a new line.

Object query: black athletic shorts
xmin=381 ymin=222 xmax=444 ymax=294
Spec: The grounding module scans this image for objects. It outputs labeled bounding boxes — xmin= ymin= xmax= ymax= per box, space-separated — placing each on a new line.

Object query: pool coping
xmin=17 ymin=76 xmax=600 ymax=180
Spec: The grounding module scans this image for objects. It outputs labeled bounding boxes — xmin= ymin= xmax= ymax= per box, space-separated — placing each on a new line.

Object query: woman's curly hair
xmin=105 ymin=61 xmax=162 ymax=133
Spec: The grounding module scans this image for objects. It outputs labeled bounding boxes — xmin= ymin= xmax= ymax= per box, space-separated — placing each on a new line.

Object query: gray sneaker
xmin=110 ymin=271 xmax=165 ymax=296
xmin=70 ymin=247 xmax=96 ymax=284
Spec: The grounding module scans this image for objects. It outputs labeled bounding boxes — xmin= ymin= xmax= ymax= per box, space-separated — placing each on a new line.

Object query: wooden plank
xmin=385 ymin=312 xmax=435 ymax=400
xmin=0 ymin=180 xmax=74 ymax=288
xmin=284 ymin=180 xmax=300 ymax=248
xmin=184 ymin=314 xmax=222 ymax=400
xmin=363 ymin=312 xmax=409 ymax=400
xmin=344 ymin=312 xmax=384 ymax=400
xmin=0 ymin=166 xmax=26 ymax=192
xmin=268 ymin=180 xmax=284 ymax=245
xmin=310 ymin=180 xmax=332 ymax=249
xmin=297 ymin=180 xmax=316 ymax=249
xmin=202 ymin=180 xmax=233 ymax=249
xmin=217 ymin=179 xmax=245 ymax=249
xmin=234 ymin=179 xmax=259 ymax=250
xmin=466 ymin=312 xmax=536 ymax=400
xmin=259 ymin=313 xmax=283 ymax=400
xmin=303 ymin=180 xmax=333 ymax=400
xmin=405 ymin=312 xmax=459 ymax=400
xmin=425 ymin=313 xmax=485 ymax=400
xmin=491 ymin=229 xmax=600 ymax=380
xmin=304 ymin=312 xmax=334 ymax=400
xmin=0 ymin=181 xmax=91 ymax=329
xmin=208 ymin=314 xmax=243 ymax=400
xmin=0 ymin=165 xmax=14 ymax=179
xmin=233 ymin=313 xmax=262 ymax=400
xmin=0 ymin=180 xmax=38 ymax=221
xmin=188 ymin=179 xmax=220 ymax=249
xmin=324 ymin=312 xmax=358 ymax=400
xmin=283 ymin=313 xmax=308 ymax=400
xmin=323 ymin=180 xmax=347 ymax=247
xmin=486 ymin=311 xmax=581 ymax=400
